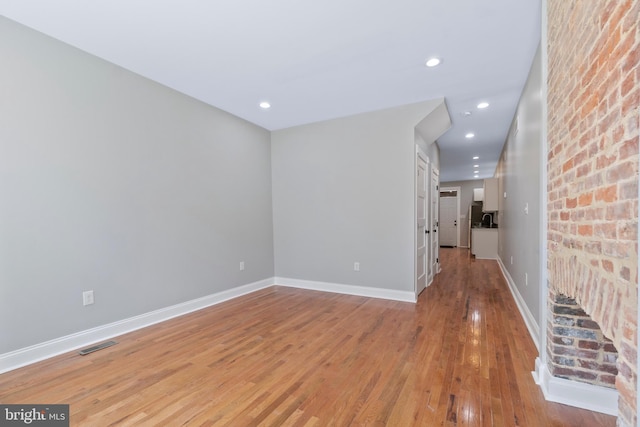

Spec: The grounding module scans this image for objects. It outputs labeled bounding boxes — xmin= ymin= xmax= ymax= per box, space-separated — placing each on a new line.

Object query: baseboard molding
xmin=1 ymin=277 xmax=416 ymax=374
xmin=533 ymin=358 xmax=618 ymax=416
xmin=0 ymin=278 xmax=274 ymax=374
xmin=496 ymin=257 xmax=540 ymax=351
xmin=275 ymin=277 xmax=417 ymax=303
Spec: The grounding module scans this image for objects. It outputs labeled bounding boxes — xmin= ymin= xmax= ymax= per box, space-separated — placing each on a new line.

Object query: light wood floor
xmin=0 ymin=248 xmax=616 ymax=426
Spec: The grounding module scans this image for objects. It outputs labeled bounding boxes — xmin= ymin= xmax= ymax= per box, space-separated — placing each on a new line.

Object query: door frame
xmin=440 ymin=186 xmax=461 ymax=248
xmin=415 ymin=146 xmax=429 ymax=299
xmin=430 ymin=166 xmax=440 ymax=277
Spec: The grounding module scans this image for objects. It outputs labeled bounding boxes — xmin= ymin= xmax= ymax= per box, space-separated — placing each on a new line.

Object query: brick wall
xmin=548 ymin=292 xmax=618 ymax=388
xmin=547 ymin=1 xmax=639 ymax=426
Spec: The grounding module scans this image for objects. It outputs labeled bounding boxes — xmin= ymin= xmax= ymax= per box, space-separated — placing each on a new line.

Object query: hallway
xmin=0 ymin=249 xmax=615 ymax=425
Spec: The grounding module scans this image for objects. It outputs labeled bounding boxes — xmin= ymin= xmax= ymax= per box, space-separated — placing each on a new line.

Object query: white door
xmin=430 ymin=167 xmax=440 ymax=278
xmin=415 ymin=149 xmax=428 ymax=296
xmin=439 ymin=190 xmax=458 ymax=247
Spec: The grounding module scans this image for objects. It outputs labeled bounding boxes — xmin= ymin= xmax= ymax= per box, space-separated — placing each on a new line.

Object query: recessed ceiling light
xmin=465 ymin=133 xmax=475 ymax=139
xmin=474 ymin=164 xmax=479 ymax=168
xmin=463 ymin=111 xmax=472 ymax=117
xmin=477 ymin=102 xmax=490 ymax=109
xmin=425 ymin=57 xmax=441 ymax=67
xmin=473 ymin=156 xmax=479 ymax=160
xmin=259 ymin=101 xmax=271 ymax=109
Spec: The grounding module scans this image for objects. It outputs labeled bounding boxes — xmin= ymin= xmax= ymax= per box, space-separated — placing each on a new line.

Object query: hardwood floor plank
xmin=0 ymin=249 xmax=617 ymax=426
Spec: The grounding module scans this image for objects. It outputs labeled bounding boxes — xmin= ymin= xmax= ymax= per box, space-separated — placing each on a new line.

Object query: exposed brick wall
xmin=548 ymin=291 xmax=618 ymax=388
xmin=547 ymin=0 xmax=639 ymax=425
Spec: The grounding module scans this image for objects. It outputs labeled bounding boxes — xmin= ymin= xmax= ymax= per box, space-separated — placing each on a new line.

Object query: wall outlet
xmin=239 ymin=261 xmax=245 ymax=271
xmin=354 ymin=262 xmax=360 ymax=271
xmin=83 ymin=290 xmax=94 ymax=306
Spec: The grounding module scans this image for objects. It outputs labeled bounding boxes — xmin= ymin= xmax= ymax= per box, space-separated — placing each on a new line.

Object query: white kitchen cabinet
xmin=473 ymin=188 xmax=484 ymax=202
xmin=483 ymin=178 xmax=499 ymax=212
xmin=471 ymin=228 xmax=498 ymax=259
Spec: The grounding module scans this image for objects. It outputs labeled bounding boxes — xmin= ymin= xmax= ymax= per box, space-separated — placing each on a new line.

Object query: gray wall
xmin=439 ymin=179 xmax=484 ymax=248
xmin=496 ymin=44 xmax=543 ymax=328
xmin=271 ymin=101 xmax=442 ymax=291
xmin=0 ymin=17 xmax=274 ymax=353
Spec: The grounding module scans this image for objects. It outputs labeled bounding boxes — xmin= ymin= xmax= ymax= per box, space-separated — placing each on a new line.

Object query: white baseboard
xmin=0 ymin=278 xmax=273 ymax=374
xmin=1 ymin=277 xmax=416 ymax=374
xmin=533 ymin=358 xmax=618 ymax=416
xmin=496 ymin=257 xmax=540 ymax=351
xmin=275 ymin=277 xmax=417 ymax=303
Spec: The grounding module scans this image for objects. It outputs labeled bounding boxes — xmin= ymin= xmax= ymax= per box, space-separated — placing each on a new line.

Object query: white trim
xmin=1 ymin=277 xmax=417 ymax=374
xmin=275 ymin=277 xmax=417 ymax=303
xmin=496 ymin=256 xmax=540 ymax=351
xmin=533 ymin=358 xmax=618 ymax=416
xmin=440 ymin=186 xmax=461 ymax=248
xmin=0 ymin=278 xmax=273 ymax=374
xmin=415 ymin=144 xmax=430 ymax=300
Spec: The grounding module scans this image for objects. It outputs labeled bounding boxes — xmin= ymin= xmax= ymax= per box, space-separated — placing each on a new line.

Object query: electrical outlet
xmin=239 ymin=261 xmax=245 ymax=271
xmin=83 ymin=290 xmax=94 ymax=306
xmin=354 ymin=262 xmax=360 ymax=271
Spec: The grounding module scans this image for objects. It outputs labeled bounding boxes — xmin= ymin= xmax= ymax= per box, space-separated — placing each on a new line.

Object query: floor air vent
xmin=78 ymin=340 xmax=117 ymax=355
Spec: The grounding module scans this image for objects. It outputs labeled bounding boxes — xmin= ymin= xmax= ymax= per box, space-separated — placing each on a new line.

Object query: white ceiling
xmin=0 ymin=0 xmax=541 ymax=182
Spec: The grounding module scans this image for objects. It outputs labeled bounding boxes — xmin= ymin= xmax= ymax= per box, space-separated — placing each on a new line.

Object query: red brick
xmin=620 ymin=266 xmax=631 ymax=281
xmin=601 ymin=259 xmax=615 ymax=273
xmin=619 ymin=137 xmax=638 ymax=160
xmin=563 ymin=170 xmax=577 ymax=184
xmin=599 ymin=1 xmax=617 ymax=25
xmin=596 ymin=153 xmax=617 ymax=170
xmin=600 ymin=374 xmax=617 ymax=386
xmin=578 ymin=339 xmax=601 ymax=350
xmin=576 ymin=163 xmax=591 ymax=178
xmin=621 ymin=42 xmax=640 ymax=74
xmin=548 ymin=1 xmax=638 ymax=419
xmin=598 ymin=108 xmax=622 ymax=137
xmin=609 ymin=27 xmax=637 ymax=72
xmin=617 ymin=220 xmax=638 ymax=240
xmin=584 ymin=206 xmax=605 ymax=221
xmin=595 ymin=222 xmax=618 ymax=239
xmin=578 ymin=224 xmax=593 ymax=236
xmin=612 ymin=124 xmax=625 ymax=142
xmin=602 ymin=241 xmax=634 ymax=258
xmin=584 ymin=241 xmax=602 ymax=255
xmin=621 ymin=69 xmax=636 ymax=96
xmin=621 ymin=86 xmax=639 ymax=117
xmin=595 ymin=184 xmax=618 ymax=202
xmin=606 ymin=160 xmax=637 ymax=183
xmin=584 ymin=172 xmax=604 ymax=189
xmin=553 ymin=366 xmax=598 ymax=381
xmin=604 ymin=342 xmax=618 ymax=353
xmin=578 ymin=192 xmax=593 ymax=206
xmin=606 ymin=201 xmax=634 ymax=220
xmin=563 ymin=158 xmax=574 ymax=172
